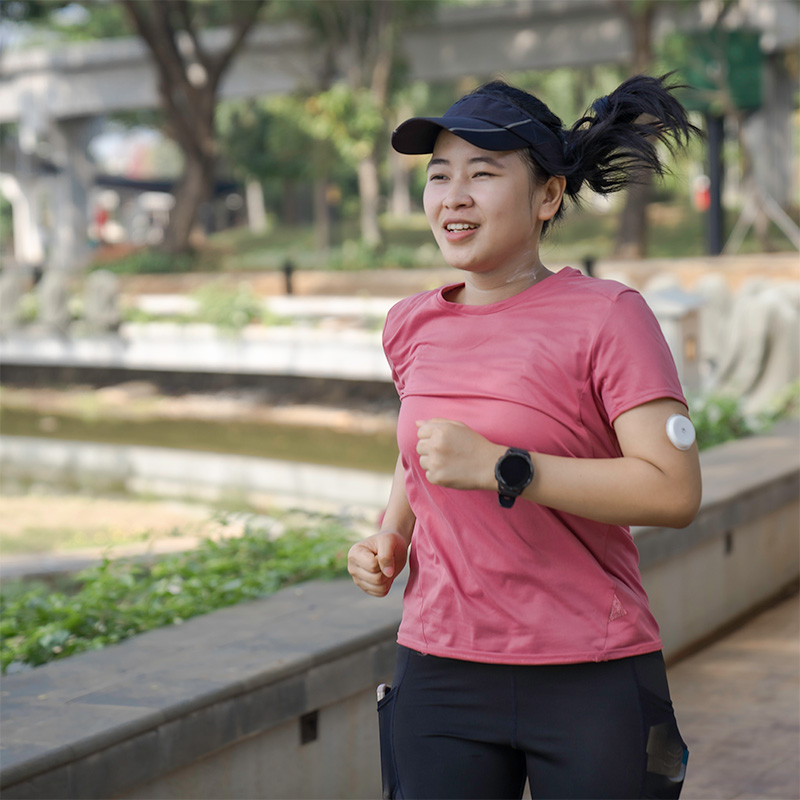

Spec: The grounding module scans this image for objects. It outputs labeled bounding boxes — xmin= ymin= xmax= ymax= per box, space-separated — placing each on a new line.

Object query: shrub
xmin=191 ymin=282 xmax=264 ymax=329
xmin=0 ymin=513 xmax=356 ymax=673
xmin=92 ymin=249 xmax=198 ymax=275
xmin=692 ymin=383 xmax=799 ymax=450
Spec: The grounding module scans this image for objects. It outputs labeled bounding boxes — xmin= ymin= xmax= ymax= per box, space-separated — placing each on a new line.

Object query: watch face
xmin=499 ymin=454 xmax=531 ymax=487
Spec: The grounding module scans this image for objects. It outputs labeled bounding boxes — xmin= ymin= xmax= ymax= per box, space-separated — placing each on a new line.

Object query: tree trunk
xmin=390 ymin=149 xmax=412 ymax=217
xmin=246 ymin=179 xmax=268 ymax=234
xmin=120 ymin=0 xmax=265 ymax=255
xmin=358 ymin=154 xmax=381 ymax=249
xmin=612 ymin=0 xmax=655 ymax=260
xmin=281 ymin=179 xmax=299 ymax=226
xmin=313 ymin=178 xmax=331 ymax=254
xmin=163 ymin=151 xmax=215 ymax=254
xmin=614 ymin=178 xmax=651 ymax=259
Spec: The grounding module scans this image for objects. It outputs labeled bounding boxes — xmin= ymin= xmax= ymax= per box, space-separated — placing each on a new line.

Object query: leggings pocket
xmin=377 ymin=646 xmax=411 ymax=800
xmin=638 ymin=685 xmax=689 ymax=799
xmin=378 ymin=686 xmax=400 ymax=800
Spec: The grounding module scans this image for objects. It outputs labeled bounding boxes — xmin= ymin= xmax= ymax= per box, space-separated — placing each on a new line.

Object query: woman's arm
xmin=416 ymin=398 xmax=702 ymax=528
xmin=379 ymin=454 xmax=417 ymax=545
xmin=348 ymin=455 xmax=416 ymax=597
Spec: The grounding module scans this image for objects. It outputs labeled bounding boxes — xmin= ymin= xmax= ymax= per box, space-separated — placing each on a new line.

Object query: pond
xmin=0 ymin=407 xmax=399 ymax=561
xmin=0 ymin=407 xmax=399 ymax=474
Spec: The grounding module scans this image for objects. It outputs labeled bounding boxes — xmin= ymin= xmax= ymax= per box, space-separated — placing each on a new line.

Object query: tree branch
xmin=206 ymin=0 xmax=266 ymax=90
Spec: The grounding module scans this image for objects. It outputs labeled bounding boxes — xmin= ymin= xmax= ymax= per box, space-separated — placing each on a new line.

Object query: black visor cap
xmin=391 ymin=94 xmax=565 ymax=166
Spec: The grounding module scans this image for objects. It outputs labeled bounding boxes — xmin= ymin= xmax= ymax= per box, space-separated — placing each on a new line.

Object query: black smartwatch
xmin=494 ymin=447 xmax=534 ymax=508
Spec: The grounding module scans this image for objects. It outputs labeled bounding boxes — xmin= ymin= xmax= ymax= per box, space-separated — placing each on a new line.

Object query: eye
xmin=428 ymin=173 xmax=448 ymax=182
xmin=472 ymin=171 xmax=495 ymax=179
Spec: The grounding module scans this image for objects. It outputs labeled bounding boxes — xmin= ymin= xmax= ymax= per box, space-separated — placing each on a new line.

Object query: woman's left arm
xmin=416 ymin=398 xmax=702 ymax=528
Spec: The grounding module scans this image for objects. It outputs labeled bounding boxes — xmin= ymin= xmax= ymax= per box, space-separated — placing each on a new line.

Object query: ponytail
xmin=464 ymin=74 xmax=700 ymax=234
xmin=562 ymin=73 xmax=701 ymax=199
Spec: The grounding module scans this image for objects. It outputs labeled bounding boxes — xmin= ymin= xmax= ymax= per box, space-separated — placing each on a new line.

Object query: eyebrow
xmin=427 ymin=155 xmax=506 ymax=170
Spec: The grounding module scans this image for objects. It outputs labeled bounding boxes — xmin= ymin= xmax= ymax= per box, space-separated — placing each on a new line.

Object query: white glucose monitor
xmin=666 ymin=414 xmax=696 ymax=450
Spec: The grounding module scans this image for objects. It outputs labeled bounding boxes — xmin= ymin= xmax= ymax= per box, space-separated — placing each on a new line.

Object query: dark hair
xmin=469 ymin=75 xmax=701 ymax=235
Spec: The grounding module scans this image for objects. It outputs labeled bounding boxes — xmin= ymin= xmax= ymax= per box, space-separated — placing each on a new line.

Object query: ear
xmin=536 ymin=176 xmax=567 ymax=222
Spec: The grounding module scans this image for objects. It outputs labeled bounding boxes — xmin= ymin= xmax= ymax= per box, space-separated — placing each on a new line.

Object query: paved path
xmin=668 ymin=592 xmax=800 ymax=800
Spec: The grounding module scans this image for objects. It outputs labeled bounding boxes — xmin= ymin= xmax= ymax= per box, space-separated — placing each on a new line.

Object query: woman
xmin=348 ymin=75 xmax=702 ymax=800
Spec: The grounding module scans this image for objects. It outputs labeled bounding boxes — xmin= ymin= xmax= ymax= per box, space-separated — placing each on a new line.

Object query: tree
xmin=289 ymin=0 xmax=437 ymax=249
xmin=5 ymin=0 xmax=268 ymax=255
xmin=119 ymin=0 xmax=267 ymax=254
xmin=218 ymin=95 xmax=342 ymax=249
xmin=612 ymin=0 xmax=658 ymax=259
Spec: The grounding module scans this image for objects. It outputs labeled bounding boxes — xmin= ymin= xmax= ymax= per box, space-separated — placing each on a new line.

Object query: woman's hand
xmin=348 ymin=531 xmax=409 ymax=597
xmin=416 ymin=419 xmax=503 ymax=491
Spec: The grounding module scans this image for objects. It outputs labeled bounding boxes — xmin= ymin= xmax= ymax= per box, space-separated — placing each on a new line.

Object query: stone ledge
xmin=0 ymin=421 xmax=797 ymax=798
xmin=634 ymin=420 xmax=800 ymax=567
xmin=0 ymin=579 xmax=404 ymax=796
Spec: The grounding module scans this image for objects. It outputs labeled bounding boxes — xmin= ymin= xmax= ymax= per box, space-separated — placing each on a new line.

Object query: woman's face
xmin=423 ymin=131 xmax=548 ymax=281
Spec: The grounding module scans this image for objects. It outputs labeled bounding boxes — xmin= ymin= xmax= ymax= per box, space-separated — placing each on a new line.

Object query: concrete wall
xmin=0 ymin=422 xmax=797 ymax=800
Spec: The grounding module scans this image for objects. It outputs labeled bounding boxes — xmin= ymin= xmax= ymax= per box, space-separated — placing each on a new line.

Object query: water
xmin=0 ymin=407 xmax=399 ymax=516
xmin=0 ymin=408 xmax=398 ymax=474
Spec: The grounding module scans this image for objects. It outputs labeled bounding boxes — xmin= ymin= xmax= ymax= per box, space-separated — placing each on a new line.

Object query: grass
xmin=92 ymin=197 xmax=799 ymax=276
xmin=234 ymin=198 xmax=798 ymax=268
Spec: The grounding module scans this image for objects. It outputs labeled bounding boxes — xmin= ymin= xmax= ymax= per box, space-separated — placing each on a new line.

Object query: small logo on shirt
xmin=609 ymin=593 xmax=628 ymax=622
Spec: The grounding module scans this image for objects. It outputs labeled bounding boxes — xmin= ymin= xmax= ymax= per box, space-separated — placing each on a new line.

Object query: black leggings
xmin=378 ymin=646 xmax=688 ymax=800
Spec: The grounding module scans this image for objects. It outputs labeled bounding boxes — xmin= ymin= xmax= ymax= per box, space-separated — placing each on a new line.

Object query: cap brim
xmin=391 ymin=116 xmax=532 ymax=155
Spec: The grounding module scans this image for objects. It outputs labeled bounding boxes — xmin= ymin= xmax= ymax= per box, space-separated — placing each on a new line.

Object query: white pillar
xmin=46 ymin=117 xmax=98 ymax=272
xmin=0 ymin=172 xmax=46 ymax=267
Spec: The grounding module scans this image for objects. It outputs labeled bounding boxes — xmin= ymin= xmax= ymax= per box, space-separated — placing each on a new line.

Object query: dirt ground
xmin=0 ymin=493 xmax=230 ymax=553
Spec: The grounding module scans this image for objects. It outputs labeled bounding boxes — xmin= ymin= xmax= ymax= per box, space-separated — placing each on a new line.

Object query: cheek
xmin=422 ymin=187 xmax=439 ymax=226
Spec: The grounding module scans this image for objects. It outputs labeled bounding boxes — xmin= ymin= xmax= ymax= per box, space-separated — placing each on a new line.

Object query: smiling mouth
xmin=445 ymin=223 xmax=479 ymax=232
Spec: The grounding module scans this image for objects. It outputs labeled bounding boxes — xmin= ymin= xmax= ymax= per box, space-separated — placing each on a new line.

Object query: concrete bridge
xmin=0 ymin=0 xmax=797 ymax=270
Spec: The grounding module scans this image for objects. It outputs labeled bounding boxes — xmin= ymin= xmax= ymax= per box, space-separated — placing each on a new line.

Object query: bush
xmin=191 ymin=282 xmax=265 ymax=329
xmin=0 ymin=513 xmax=356 ymax=673
xmin=692 ymin=394 xmax=760 ymax=450
xmin=92 ymin=249 xmax=198 ymax=275
xmin=692 ymin=383 xmax=799 ymax=451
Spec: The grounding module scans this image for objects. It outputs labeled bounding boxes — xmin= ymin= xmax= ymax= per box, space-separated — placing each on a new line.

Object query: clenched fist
xmin=347 ymin=531 xmax=409 ymax=597
xmin=416 ymin=418 xmax=503 ymax=490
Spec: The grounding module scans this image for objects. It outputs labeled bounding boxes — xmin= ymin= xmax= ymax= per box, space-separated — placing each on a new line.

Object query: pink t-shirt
xmin=382 ymin=267 xmax=687 ymax=665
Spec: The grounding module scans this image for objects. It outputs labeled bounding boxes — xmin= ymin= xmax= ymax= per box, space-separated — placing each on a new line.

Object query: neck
xmin=458 ymin=259 xmax=553 ymax=306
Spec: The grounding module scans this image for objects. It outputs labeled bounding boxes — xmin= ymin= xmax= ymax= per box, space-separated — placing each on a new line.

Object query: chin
xmin=441 ymin=252 xmax=484 ymax=273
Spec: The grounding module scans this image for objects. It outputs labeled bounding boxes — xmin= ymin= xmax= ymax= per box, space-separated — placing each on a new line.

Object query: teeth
xmin=446 ymin=223 xmax=477 ymax=231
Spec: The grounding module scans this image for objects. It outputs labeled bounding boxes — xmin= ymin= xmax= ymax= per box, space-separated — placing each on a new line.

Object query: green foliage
xmin=0 ymin=189 xmax=13 ymax=254
xmin=4 ymin=0 xmax=271 ymax=44
xmin=0 ymin=514 xmax=356 ymax=672
xmin=91 ymin=249 xmax=199 ymax=275
xmin=305 ymin=85 xmax=386 ymax=166
xmin=190 ymin=282 xmax=265 ymax=329
xmin=692 ymin=394 xmax=760 ymax=450
xmin=218 ymin=98 xmax=323 ymax=185
xmin=2 ymin=0 xmax=134 ymax=41
xmin=692 ymin=383 xmax=799 ymax=450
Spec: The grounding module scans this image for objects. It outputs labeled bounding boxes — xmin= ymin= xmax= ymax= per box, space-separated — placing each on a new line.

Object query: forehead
xmin=429 ymin=130 xmax=521 ymax=165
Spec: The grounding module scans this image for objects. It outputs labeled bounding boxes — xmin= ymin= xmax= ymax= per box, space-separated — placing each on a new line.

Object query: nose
xmin=443 ymin=178 xmax=473 ymax=209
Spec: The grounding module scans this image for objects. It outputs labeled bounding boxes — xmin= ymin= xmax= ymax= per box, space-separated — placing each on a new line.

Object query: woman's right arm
xmin=348 ymin=455 xmax=415 ymax=597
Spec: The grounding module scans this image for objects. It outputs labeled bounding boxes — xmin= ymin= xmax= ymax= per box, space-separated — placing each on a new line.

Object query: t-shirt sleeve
xmin=591 ymin=289 xmax=687 ymax=424
xmin=382 ymin=302 xmax=405 ymax=397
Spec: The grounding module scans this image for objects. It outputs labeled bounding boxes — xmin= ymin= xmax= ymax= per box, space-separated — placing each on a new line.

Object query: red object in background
xmin=693 ymin=175 xmax=711 ymax=212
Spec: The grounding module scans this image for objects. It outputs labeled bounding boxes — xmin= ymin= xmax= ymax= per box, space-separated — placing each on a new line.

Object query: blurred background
xmin=0 ymin=0 xmax=798 ymax=688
